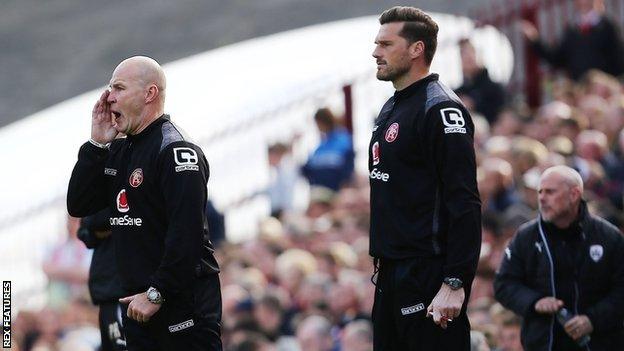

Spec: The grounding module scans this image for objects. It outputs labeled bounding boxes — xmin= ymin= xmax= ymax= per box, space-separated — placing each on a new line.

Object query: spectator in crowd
xmin=340 ymin=320 xmax=373 ymax=351
xmin=521 ymin=0 xmax=624 ymax=80
xmin=296 ymin=315 xmax=336 ymax=351
xmin=301 ymin=108 xmax=355 ymax=192
xmin=471 ymin=213 xmax=506 ymax=303
xmin=370 ymin=5 xmax=481 ymax=349
xmin=253 ymin=293 xmax=293 ymax=341
xmin=478 ymin=157 xmax=519 ymax=213
xmin=491 ymin=109 xmax=527 ymax=138
xmin=77 ymin=208 xmax=126 ymax=350
xmin=29 ymin=308 xmax=63 ymax=351
xmin=268 ymin=142 xmax=299 ymax=218
xmin=502 ymin=167 xmax=540 ymax=224
xmin=508 ymin=136 xmax=548 ymax=183
xmin=455 ymin=38 xmax=506 ymax=125
xmin=470 ymin=330 xmax=491 ymax=351
xmin=206 ymin=199 xmax=226 ymax=247
xmin=493 ymin=314 xmax=522 ymax=351
xmin=494 ymin=166 xmax=624 ymax=350
xmin=42 ymin=215 xmax=91 ymax=310
xmin=603 ymin=129 xmax=624 ymax=208
xmin=327 ymin=282 xmax=367 ymax=328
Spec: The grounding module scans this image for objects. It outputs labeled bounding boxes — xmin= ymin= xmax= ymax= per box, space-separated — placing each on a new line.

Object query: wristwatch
xmin=146 ymin=286 xmax=164 ymax=304
xmin=443 ymin=277 xmax=463 ymax=290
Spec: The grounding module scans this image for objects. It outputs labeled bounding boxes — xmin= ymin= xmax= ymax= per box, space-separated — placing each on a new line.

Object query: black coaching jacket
xmin=494 ymin=202 xmax=624 ymax=351
xmin=368 ymin=73 xmax=482 ymax=285
xmin=68 ymin=115 xmax=219 ymax=301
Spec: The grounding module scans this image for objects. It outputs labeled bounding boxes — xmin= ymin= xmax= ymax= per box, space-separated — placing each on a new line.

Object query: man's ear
xmin=145 ymin=85 xmax=159 ymax=104
xmin=409 ymin=41 xmax=425 ymax=60
xmin=572 ymin=186 xmax=583 ymax=202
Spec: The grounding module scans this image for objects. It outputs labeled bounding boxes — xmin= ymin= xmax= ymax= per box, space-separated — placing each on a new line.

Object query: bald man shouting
xmin=68 ymin=56 xmax=222 ymax=350
xmin=495 ymin=166 xmax=624 ymax=350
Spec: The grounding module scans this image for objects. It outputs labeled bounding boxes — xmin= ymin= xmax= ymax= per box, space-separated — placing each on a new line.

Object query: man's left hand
xmin=564 ymin=315 xmax=593 ymax=341
xmin=426 ymin=283 xmax=465 ymax=329
xmin=119 ymin=293 xmax=161 ymax=323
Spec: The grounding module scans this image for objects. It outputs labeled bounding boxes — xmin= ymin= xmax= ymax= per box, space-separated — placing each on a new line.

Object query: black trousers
xmin=122 ymin=274 xmax=222 ymax=351
xmin=372 ymin=257 xmax=471 ymax=351
xmin=99 ymin=301 xmax=127 ymax=351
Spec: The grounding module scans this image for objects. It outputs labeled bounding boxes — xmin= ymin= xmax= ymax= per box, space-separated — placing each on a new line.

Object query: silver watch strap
xmin=88 ymin=138 xmax=111 ymax=149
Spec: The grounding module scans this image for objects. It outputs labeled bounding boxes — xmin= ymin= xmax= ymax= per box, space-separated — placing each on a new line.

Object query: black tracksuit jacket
xmin=368 ymin=74 xmax=482 ymax=284
xmin=67 ymin=115 xmax=219 ymax=301
xmin=494 ymin=203 xmax=624 ymax=351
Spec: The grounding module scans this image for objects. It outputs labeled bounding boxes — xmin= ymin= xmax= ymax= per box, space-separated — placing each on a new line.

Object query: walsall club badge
xmin=129 ymin=168 xmax=143 ymax=188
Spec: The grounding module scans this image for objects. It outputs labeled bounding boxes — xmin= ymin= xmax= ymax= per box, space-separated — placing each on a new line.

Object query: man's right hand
xmin=91 ymin=90 xmax=117 ymax=144
xmin=534 ymin=297 xmax=564 ymax=314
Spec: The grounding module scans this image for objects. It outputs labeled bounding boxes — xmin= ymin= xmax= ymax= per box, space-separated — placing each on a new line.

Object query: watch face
xmin=445 ymin=278 xmax=462 ymax=289
xmin=147 ymin=288 xmax=160 ymax=302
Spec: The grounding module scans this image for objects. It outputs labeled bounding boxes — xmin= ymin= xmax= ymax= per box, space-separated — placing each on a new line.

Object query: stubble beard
xmin=540 ymin=204 xmax=575 ymax=227
xmin=376 ymin=60 xmax=411 ymax=82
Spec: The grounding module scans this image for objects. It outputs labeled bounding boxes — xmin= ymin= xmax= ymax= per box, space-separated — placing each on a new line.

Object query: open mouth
xmin=111 ymin=111 xmax=122 ymax=120
xmin=111 ymin=111 xmax=122 ymax=127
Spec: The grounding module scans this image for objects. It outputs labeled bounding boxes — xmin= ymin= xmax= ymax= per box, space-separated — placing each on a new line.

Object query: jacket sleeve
xmin=585 ymin=226 xmax=624 ymax=334
xmin=425 ymin=101 xmax=482 ymax=284
xmin=148 ymin=142 xmax=209 ymax=300
xmin=529 ymin=33 xmax=568 ymax=71
xmin=67 ymin=141 xmax=110 ymax=217
xmin=494 ymin=231 xmax=544 ymax=317
xmin=604 ymin=18 xmax=624 ymax=77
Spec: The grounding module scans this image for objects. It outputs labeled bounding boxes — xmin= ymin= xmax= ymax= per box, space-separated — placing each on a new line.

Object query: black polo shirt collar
xmin=127 ymin=114 xmax=169 ymax=142
xmin=393 ymin=73 xmax=439 ymax=101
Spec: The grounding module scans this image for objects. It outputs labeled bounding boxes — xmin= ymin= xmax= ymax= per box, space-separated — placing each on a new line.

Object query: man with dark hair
xmin=454 ymin=38 xmax=506 ymax=124
xmin=369 ymin=6 xmax=481 ymax=350
xmin=495 ymin=166 xmax=624 ymax=350
xmin=67 ymin=56 xmax=222 ymax=350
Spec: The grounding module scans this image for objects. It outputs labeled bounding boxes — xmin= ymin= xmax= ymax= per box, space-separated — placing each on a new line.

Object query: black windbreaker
xmin=368 ymin=73 xmax=481 ymax=284
xmin=68 ymin=115 xmax=219 ymax=301
xmin=494 ymin=202 xmax=624 ymax=351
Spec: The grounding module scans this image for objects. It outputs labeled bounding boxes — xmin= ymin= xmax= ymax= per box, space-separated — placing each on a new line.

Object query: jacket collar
xmin=127 ymin=114 xmax=169 ymax=142
xmin=540 ymin=200 xmax=589 ymax=238
xmin=393 ymin=73 xmax=439 ymax=101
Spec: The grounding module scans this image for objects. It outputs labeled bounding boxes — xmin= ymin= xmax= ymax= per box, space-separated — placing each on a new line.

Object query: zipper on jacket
xmin=538 ymin=217 xmax=556 ymax=351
